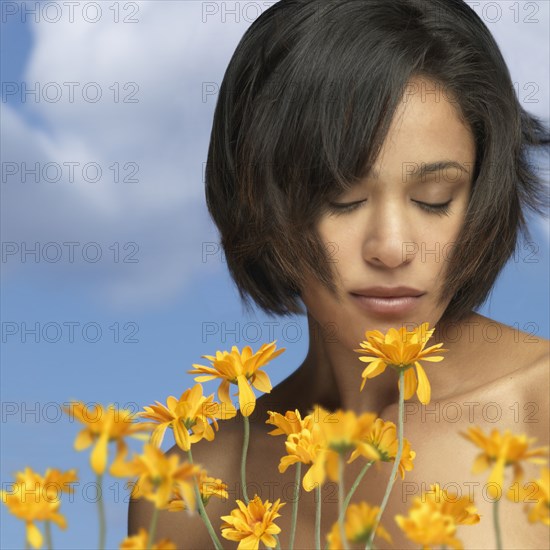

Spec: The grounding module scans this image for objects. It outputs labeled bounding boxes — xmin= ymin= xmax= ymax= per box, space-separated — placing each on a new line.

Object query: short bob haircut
xmin=205 ymin=0 xmax=549 ymax=325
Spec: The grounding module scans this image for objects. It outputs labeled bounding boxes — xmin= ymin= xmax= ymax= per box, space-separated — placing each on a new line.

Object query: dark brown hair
xmin=204 ymin=0 xmax=549 ymax=325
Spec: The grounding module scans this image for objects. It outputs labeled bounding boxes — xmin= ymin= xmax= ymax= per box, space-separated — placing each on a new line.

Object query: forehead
xmin=369 ymin=76 xmax=476 ymax=180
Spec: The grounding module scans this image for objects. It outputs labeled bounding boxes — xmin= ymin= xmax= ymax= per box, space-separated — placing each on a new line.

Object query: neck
xmin=296 ymin=310 xmax=483 ymax=416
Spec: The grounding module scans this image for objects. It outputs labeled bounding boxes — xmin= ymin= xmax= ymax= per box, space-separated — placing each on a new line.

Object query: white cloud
xmin=3 ymin=0 xmax=548 ymax=313
xmin=3 ymin=1 xmax=255 ymax=310
xmin=485 ymin=0 xmax=549 ymax=121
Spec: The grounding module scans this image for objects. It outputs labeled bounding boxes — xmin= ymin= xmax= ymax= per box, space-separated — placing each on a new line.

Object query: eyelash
xmin=327 ymin=199 xmax=453 ymax=217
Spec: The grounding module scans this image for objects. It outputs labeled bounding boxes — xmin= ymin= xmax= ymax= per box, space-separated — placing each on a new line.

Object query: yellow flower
xmin=166 ymin=468 xmax=228 ymax=512
xmin=266 ymin=409 xmax=313 ymax=436
xmin=507 ymin=466 xmax=550 ymax=525
xmin=426 ymin=484 xmax=480 ymax=526
xmin=461 ymin=426 xmax=548 ymax=499
xmin=188 ymin=341 xmax=285 ymax=417
xmin=220 ymin=494 xmax=285 ymax=550
xmin=279 ymin=424 xmax=326 ymax=492
xmin=316 ymin=407 xmax=379 ymax=456
xmin=296 ymin=406 xmax=380 ymax=491
xmin=348 ymin=417 xmax=416 ymax=479
xmin=267 ymin=408 xmax=326 ymax=492
xmin=117 ymin=443 xmax=200 ymax=510
xmin=354 ymin=322 xmax=447 ymax=404
xmin=119 ymin=527 xmax=176 ymax=549
xmin=0 ymin=467 xmax=77 ymax=549
xmin=395 ymin=483 xmax=480 ymax=550
xmin=137 ymin=383 xmax=236 ymax=452
xmin=269 ymin=406 xmax=384 ymax=492
xmin=63 ymin=401 xmax=153 ymax=475
xmin=327 ymin=501 xmax=392 ymax=548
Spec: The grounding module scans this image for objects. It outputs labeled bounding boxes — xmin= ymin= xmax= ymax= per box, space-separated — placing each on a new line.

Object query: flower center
xmin=183 ymin=418 xmax=196 ymax=430
xmin=389 ymin=363 xmax=414 ymax=371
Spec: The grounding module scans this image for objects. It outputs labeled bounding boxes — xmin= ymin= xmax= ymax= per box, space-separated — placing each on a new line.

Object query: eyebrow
xmin=367 ymin=160 xmax=472 ymax=181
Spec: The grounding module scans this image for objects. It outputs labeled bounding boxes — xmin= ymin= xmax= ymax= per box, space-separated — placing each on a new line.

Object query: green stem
xmin=96 ymin=474 xmax=106 ymax=550
xmin=241 ymin=414 xmax=250 ymax=504
xmin=328 ymin=460 xmax=374 ymax=550
xmin=340 ymin=460 xmax=374 ymax=522
xmin=187 ymin=449 xmax=224 ymax=550
xmin=44 ymin=520 xmax=53 ymax=550
xmin=146 ymin=506 xmax=159 ymax=550
xmin=493 ymin=499 xmax=503 ymax=550
xmin=338 ymin=454 xmax=349 ymax=550
xmin=315 ymin=484 xmax=322 ymax=550
xmin=289 ymin=462 xmax=302 ymax=550
xmin=365 ymin=369 xmax=405 ymax=550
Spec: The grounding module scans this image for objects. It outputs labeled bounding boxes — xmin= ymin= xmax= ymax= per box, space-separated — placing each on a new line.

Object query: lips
xmin=350 ymin=286 xmax=426 ymax=298
xmin=350 ymin=293 xmax=424 ymax=316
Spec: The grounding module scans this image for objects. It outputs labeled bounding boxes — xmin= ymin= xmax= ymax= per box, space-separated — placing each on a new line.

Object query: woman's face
xmin=300 ymin=77 xmax=476 ymax=347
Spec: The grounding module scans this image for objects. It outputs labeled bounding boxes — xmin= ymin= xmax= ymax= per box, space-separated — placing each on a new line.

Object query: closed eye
xmin=412 ymin=199 xmax=452 ymax=216
xmin=326 ymin=200 xmax=367 ymax=214
xmin=327 ymin=199 xmax=453 ymax=216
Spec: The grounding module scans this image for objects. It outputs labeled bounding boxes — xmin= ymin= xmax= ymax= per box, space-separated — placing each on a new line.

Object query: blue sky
xmin=1 ymin=1 xmax=549 ymax=548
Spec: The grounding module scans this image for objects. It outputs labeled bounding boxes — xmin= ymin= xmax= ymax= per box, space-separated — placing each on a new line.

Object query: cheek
xmin=418 ymin=211 xmax=467 ymax=254
xmin=319 ymin=225 xmax=360 ymax=268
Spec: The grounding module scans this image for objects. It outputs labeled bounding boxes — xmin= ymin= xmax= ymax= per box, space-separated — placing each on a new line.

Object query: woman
xmin=129 ymin=0 xmax=549 ymax=547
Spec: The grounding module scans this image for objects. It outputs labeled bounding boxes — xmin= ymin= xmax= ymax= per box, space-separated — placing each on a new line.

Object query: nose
xmin=362 ymin=200 xmax=415 ymax=269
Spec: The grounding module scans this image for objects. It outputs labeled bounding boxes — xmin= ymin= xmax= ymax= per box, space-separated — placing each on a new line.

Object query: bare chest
xmin=241 ymin=371 xmax=549 ymax=550
xmin=373 ymin=389 xmax=549 ymax=549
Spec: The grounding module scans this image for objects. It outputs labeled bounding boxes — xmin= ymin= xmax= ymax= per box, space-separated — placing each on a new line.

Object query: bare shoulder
xmin=469 ymin=314 xmax=548 ymax=380
xmin=509 ymin=329 xmax=549 ymax=443
xmin=490 ymin=322 xmax=549 ymax=405
xmin=468 ymin=319 xmax=549 ymax=435
xmin=127 ymin=418 xmax=245 ymax=549
xmin=377 ymin=322 xmax=550 ymax=550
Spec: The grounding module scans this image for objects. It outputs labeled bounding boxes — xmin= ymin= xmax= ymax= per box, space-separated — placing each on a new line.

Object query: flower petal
xmin=90 ymin=430 xmax=109 ymax=475
xmin=173 ymin=419 xmax=191 ymax=451
xmin=414 ymin=362 xmax=431 ymax=404
xmin=74 ymin=430 xmax=93 ymax=451
xmin=252 ymin=370 xmax=272 ymax=394
xmin=27 ymin=522 xmax=43 ymax=549
xmin=401 ymin=368 xmax=417 ymax=400
xmin=150 ymin=423 xmax=169 ymax=448
xmin=488 ymin=455 xmax=507 ymax=499
xmin=237 ymin=375 xmax=256 ymax=417
xmin=471 ymin=453 xmax=490 ymax=474
xmin=303 ymin=455 xmax=326 ymax=492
